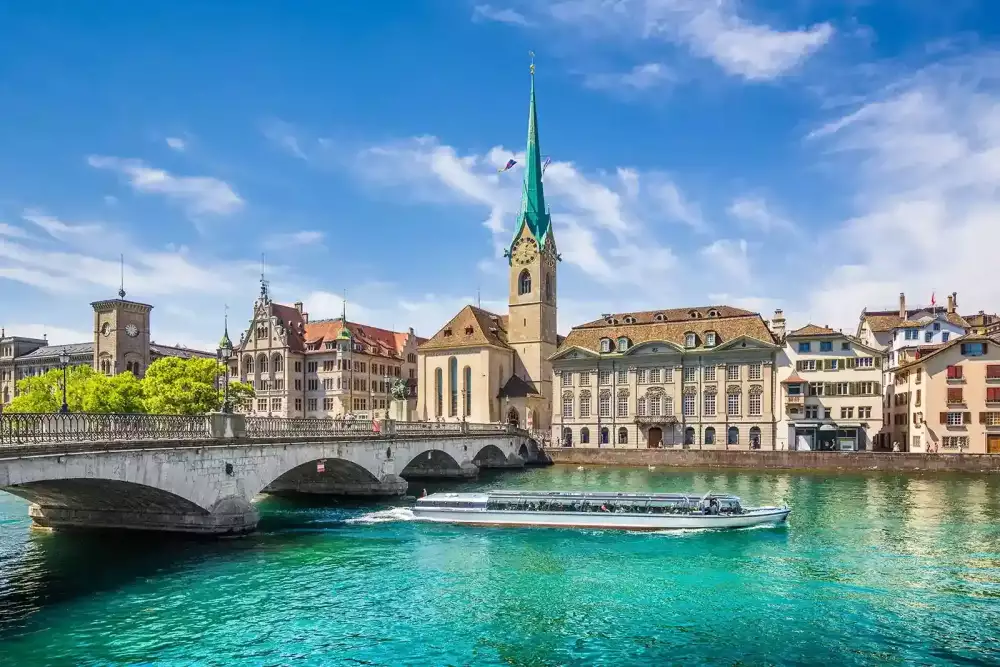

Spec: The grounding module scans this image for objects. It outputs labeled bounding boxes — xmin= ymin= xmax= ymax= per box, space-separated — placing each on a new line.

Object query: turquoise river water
xmin=1 ymin=466 xmax=999 ymax=666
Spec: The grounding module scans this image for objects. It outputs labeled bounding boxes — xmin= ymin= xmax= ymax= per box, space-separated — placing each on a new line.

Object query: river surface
xmin=1 ymin=466 xmax=999 ymax=666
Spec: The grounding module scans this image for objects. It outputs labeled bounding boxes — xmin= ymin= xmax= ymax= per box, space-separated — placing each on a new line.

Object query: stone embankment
xmin=544 ymin=447 xmax=1000 ymax=473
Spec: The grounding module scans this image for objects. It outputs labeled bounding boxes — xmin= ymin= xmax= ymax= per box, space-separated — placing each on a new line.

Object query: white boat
xmin=412 ymin=490 xmax=790 ymax=531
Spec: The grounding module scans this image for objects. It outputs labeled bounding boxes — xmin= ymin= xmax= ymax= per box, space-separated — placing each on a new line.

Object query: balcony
xmin=786 ymin=395 xmax=804 ymax=406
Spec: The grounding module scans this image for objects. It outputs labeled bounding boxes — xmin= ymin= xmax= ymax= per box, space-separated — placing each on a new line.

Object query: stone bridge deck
xmin=0 ymin=413 xmax=542 ymax=536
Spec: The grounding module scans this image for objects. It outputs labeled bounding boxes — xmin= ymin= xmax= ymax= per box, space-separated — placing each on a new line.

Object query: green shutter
xmin=874 ymin=356 xmax=882 ymax=368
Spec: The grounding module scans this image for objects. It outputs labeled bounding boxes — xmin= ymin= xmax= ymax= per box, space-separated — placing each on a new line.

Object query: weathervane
xmin=118 ymin=253 xmax=126 ymax=299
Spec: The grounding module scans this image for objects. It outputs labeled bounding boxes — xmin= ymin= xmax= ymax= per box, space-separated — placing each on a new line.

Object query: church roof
xmin=419 ymin=305 xmax=511 ymax=352
xmin=508 ymin=67 xmax=551 ymax=257
xmin=305 ymin=317 xmax=417 ymax=358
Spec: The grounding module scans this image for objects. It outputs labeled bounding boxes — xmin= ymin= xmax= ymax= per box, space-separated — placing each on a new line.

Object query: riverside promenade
xmin=545 ymin=447 xmax=1000 ymax=473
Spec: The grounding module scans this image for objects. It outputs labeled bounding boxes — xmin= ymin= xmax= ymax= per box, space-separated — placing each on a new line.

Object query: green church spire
xmin=509 ymin=57 xmax=551 ymax=257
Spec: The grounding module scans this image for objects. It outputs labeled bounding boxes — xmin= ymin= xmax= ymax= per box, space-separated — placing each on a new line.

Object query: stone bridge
xmin=0 ymin=413 xmax=542 ymax=536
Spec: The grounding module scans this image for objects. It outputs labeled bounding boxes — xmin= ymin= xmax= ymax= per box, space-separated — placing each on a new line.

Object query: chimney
xmin=899 ymin=292 xmax=906 ymax=319
xmin=294 ymin=301 xmax=303 ymax=312
xmin=947 ymin=294 xmax=955 ymax=315
xmin=409 ymin=327 xmax=415 ymax=335
xmin=302 ymin=312 xmax=308 ymax=324
xmin=770 ymin=308 xmax=786 ymax=339
xmin=950 ymin=292 xmax=958 ymax=315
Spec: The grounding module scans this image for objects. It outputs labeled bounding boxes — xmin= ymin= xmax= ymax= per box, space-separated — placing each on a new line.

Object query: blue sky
xmin=2 ymin=1 xmax=999 ymax=350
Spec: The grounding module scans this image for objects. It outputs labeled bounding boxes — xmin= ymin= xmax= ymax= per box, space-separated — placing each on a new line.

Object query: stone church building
xmin=417 ymin=67 xmax=559 ymax=432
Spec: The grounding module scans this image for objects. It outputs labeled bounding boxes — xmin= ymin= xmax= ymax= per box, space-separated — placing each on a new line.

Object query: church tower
xmin=507 ymin=61 xmax=559 ymax=411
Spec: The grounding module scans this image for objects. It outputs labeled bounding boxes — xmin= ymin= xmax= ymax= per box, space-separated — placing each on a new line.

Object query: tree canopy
xmin=3 ymin=357 xmax=254 ymax=415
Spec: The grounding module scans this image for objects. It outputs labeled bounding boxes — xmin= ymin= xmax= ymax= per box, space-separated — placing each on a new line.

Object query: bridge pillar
xmin=26 ymin=495 xmax=259 ymax=536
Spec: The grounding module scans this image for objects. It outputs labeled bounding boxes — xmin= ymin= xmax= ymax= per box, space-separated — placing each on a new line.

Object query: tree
xmin=4 ymin=365 xmax=143 ymax=414
xmin=141 ymin=356 xmax=254 ymax=415
xmin=226 ymin=380 xmax=255 ymax=413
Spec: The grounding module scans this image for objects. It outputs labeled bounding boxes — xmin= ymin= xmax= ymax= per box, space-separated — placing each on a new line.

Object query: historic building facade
xmin=886 ymin=335 xmax=1000 ymax=454
xmin=230 ymin=283 xmax=421 ymax=419
xmin=775 ymin=324 xmax=885 ymax=451
xmin=417 ymin=65 xmax=559 ymax=432
xmin=550 ymin=306 xmax=779 ymax=449
xmin=0 ymin=287 xmax=212 ymax=409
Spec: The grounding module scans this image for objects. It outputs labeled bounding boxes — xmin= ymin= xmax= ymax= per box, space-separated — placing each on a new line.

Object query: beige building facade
xmin=550 ymin=306 xmax=779 ymax=449
xmin=887 ymin=335 xmax=1000 ymax=454
xmin=417 ymin=66 xmax=558 ymax=432
xmin=231 ymin=282 xmax=421 ymax=419
xmin=775 ymin=324 xmax=885 ymax=451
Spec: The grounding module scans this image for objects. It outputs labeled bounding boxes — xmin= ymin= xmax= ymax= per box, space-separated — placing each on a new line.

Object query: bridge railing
xmin=245 ymin=416 xmax=376 ymax=438
xmin=0 ymin=412 xmax=211 ymax=446
xmin=395 ymin=421 xmax=463 ymax=435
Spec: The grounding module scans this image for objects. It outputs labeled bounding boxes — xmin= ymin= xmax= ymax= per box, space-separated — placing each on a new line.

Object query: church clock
xmin=511 ymin=238 xmax=538 ymax=266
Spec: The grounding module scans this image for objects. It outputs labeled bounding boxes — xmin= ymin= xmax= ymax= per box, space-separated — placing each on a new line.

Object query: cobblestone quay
xmin=545 ymin=447 xmax=1000 ymax=473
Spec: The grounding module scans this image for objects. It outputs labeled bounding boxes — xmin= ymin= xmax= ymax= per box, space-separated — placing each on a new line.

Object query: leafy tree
xmin=81 ymin=371 xmax=144 ymax=413
xmin=226 ymin=380 xmax=255 ymax=413
xmin=4 ymin=365 xmax=143 ymax=414
xmin=141 ymin=356 xmax=254 ymax=415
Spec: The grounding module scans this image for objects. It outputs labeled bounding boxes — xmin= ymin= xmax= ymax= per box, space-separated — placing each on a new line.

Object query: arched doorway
xmin=684 ymin=426 xmax=695 ymax=446
xmin=647 ymin=426 xmax=662 ymax=448
xmin=749 ymin=426 xmax=761 ymax=449
xmin=562 ymin=427 xmax=572 ymax=447
xmin=506 ymin=407 xmax=520 ymax=426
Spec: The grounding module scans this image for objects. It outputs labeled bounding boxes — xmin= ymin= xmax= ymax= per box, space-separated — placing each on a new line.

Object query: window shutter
xmin=963 ymin=411 xmax=972 ymax=425
xmin=875 ymin=382 xmax=881 ymax=395
xmin=796 ymin=360 xmax=804 ymax=371
xmin=825 ymin=382 xmax=835 ymax=395
xmin=939 ymin=412 xmax=948 ymax=424
xmin=960 ymin=344 xmax=967 ymax=355
xmin=849 ymin=382 xmax=857 ymax=395
xmin=980 ymin=412 xmax=987 ymax=424
xmin=984 ymin=343 xmax=989 ymax=354
xmin=875 ymin=356 xmax=882 ymax=368
xmin=913 ymin=412 xmax=918 ymax=424
xmin=957 ymin=365 xmax=964 ymax=378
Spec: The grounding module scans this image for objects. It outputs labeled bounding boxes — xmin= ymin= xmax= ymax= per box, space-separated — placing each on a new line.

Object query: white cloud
xmin=473 ymin=4 xmax=532 ymax=26
xmin=87 ymin=155 xmax=244 ymax=216
xmin=728 ymin=195 xmax=794 ymax=232
xmin=0 ymin=222 xmax=29 ymax=239
xmin=803 ymin=53 xmax=1000 ymax=331
xmin=165 ymin=136 xmax=187 ymax=152
xmin=261 ymin=119 xmax=309 ymax=160
xmin=21 ymin=209 xmax=103 ymax=240
xmin=700 ymin=238 xmax=749 ymax=282
xmin=584 ymin=63 xmax=674 ymax=92
xmin=264 ymin=230 xmax=325 ymax=249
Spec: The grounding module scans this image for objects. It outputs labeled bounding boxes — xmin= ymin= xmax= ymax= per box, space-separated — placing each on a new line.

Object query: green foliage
xmin=4 ymin=356 xmax=254 ymax=415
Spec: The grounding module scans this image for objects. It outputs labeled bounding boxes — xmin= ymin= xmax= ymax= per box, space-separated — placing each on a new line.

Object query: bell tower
xmin=506 ymin=59 xmax=559 ymax=404
xmin=91 ymin=257 xmax=153 ymax=377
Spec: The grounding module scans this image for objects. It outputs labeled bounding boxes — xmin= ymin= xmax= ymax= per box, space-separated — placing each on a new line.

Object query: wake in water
xmin=344 ymin=507 xmax=416 ymax=525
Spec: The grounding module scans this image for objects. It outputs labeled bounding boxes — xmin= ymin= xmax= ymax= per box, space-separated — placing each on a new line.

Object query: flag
xmin=542 ymin=156 xmax=552 ymax=174
xmin=317 ymin=461 xmax=325 ymax=473
xmin=931 ymin=292 xmax=936 ymax=307
xmin=372 ymin=419 xmax=381 ymax=434
xmin=498 ymin=159 xmax=517 ymax=173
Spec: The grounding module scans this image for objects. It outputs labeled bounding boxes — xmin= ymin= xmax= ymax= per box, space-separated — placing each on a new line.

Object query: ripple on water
xmin=1 ymin=467 xmax=999 ymax=665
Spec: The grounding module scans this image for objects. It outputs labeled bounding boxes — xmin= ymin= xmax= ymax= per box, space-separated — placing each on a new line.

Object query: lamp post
xmin=58 ymin=348 xmax=70 ymax=414
xmin=217 ymin=318 xmax=233 ymax=413
xmin=384 ymin=374 xmax=393 ymax=419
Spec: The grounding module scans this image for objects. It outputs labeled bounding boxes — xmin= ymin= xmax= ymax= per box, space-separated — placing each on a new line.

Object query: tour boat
xmin=412 ymin=490 xmax=790 ymax=531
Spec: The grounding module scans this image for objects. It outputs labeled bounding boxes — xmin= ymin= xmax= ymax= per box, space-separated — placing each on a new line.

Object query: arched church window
xmin=463 ymin=366 xmax=472 ymax=416
xmin=518 ymin=270 xmax=531 ymax=295
xmin=545 ymin=273 xmax=552 ymax=301
xmin=448 ymin=357 xmax=458 ymax=417
xmin=435 ymin=368 xmax=443 ymax=417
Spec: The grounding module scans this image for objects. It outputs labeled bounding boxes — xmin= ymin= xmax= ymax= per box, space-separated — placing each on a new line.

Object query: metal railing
xmin=395 ymin=421 xmax=463 ymax=434
xmin=0 ymin=413 xmax=211 ymax=445
xmin=245 ymin=416 xmax=376 ymax=438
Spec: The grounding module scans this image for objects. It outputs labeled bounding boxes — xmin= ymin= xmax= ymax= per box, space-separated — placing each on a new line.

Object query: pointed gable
xmin=419 ymin=305 xmax=511 ymax=352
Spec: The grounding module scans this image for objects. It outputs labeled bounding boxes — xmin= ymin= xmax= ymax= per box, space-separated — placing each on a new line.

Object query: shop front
xmin=792 ymin=422 xmax=867 ymax=451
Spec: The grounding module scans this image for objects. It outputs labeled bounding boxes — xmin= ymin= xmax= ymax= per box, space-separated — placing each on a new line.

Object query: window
xmin=941 ymin=411 xmax=967 ymax=426
xmin=637 ymin=397 xmax=647 ymax=416
xmin=637 ymin=369 xmax=647 ymax=384
xmin=617 ymin=393 xmax=629 ymax=417
xmin=463 ymin=366 xmax=472 ymax=415
xmin=600 ymin=427 xmax=610 ymax=445
xmin=905 ymin=329 xmax=918 ymax=340
xmin=982 ymin=412 xmax=1000 ymax=427
xmin=859 ymin=406 xmax=871 ymax=419
xmin=942 ymin=436 xmax=969 ymax=449
xmin=322 ymin=378 xmax=334 ymax=390
xmin=684 ymin=427 xmax=695 ymax=445
xmin=841 ymin=342 xmax=850 ymax=351
xmin=617 ymin=369 xmax=627 ymax=384
xmin=749 ymin=363 xmax=762 ymax=381
xmin=307 ymin=398 xmax=317 ymax=411
xmin=704 ymin=392 xmax=716 ymax=417
xmin=961 ymin=342 xmax=988 ymax=356
xmin=704 ymin=427 xmax=716 ymax=445
xmin=518 ymin=270 xmax=531 ymax=295
xmin=663 ymin=368 xmax=673 ymax=383
xmin=704 ymin=366 xmax=717 ymax=382
xmin=307 ymin=378 xmax=318 ymax=391
xmin=307 ymin=361 xmax=318 ymax=373
xmin=650 ymin=368 xmax=661 ymax=383
xmin=840 ymin=406 xmax=854 ymax=419
xmin=805 ymin=406 xmax=818 ymax=419
xmin=435 ymin=368 xmax=443 ymax=416
xmin=749 ymin=390 xmax=762 ymax=416
xmin=664 ymin=396 xmax=674 ymax=416
xmin=683 ymin=366 xmax=697 ymax=383
xmin=682 ymin=393 xmax=695 ymax=417
xmin=599 ymin=370 xmax=611 ymax=385
xmin=323 ymin=398 xmax=334 ymax=411
xmin=706 ymin=332 xmax=717 ymax=346
xmin=448 ymin=357 xmax=458 ymax=416
xmin=257 ymin=398 xmax=267 ymax=411
xmin=600 ymin=339 xmax=611 ymax=353
xmin=649 ymin=394 xmax=661 ymax=417
xmin=580 ymin=427 xmax=590 ymax=444
xmin=836 ymin=382 xmax=849 ymax=396
xmin=942 ymin=332 xmax=950 ymax=343
xmin=947 ymin=388 xmax=964 ymax=404
xmin=727 ymin=392 xmax=740 ymax=416
xmin=787 ymin=383 xmax=802 ymax=395
xmin=727 ymin=426 xmax=738 ymax=446
xmin=685 ymin=333 xmax=696 ymax=348
xmin=579 ymin=372 xmax=590 ymax=386
xmin=270 ymin=397 xmax=282 ymax=412
xmin=726 ymin=365 xmax=739 ymax=381
xmin=933 ymin=322 xmax=941 ymax=331
xmin=796 ymin=360 xmax=817 ymax=372
xmin=599 ymin=393 xmax=611 ymax=418
xmin=824 ymin=408 xmax=832 ymax=419
xmin=617 ymin=337 xmax=629 ymax=352
xmin=618 ymin=427 xmax=628 ymax=444
xmin=798 ymin=342 xmax=811 ymax=353
xmin=562 ymin=394 xmax=574 ymax=418
xmin=987 ymin=387 xmax=1000 ymax=403
xmin=563 ymin=372 xmax=572 ymax=387
xmin=294 ymin=398 xmax=302 ymax=412
xmin=808 ymin=382 xmax=824 ymax=396
xmin=946 ymin=365 xmax=964 ymax=379
xmin=987 ymin=365 xmax=1000 ymax=380
xmin=820 ymin=341 xmax=833 ymax=352
xmin=924 ymin=331 xmax=933 ymax=343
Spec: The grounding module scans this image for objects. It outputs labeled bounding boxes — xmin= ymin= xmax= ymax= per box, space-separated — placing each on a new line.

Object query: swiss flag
xmin=931 ymin=292 xmax=936 ymax=307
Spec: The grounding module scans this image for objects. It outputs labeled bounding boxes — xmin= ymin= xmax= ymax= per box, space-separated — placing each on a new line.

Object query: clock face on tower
xmin=511 ymin=238 xmax=538 ymax=266
xmin=125 ymin=324 xmax=139 ymax=338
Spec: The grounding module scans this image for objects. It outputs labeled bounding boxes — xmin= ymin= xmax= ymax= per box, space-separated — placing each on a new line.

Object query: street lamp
xmin=217 ymin=320 xmax=233 ymax=413
xmin=58 ymin=348 xmax=70 ymax=414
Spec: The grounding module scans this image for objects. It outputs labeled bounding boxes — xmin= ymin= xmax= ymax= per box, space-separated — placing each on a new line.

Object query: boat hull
xmin=411 ymin=507 xmax=789 ymax=531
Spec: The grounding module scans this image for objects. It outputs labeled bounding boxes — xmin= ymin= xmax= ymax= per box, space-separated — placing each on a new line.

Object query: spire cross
xmin=118 ymin=253 xmax=126 ymax=299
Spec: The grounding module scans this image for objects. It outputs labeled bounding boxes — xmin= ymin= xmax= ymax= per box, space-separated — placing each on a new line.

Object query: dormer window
xmin=443 ymin=329 xmax=453 ymax=337
xmin=465 ymin=326 xmax=474 ymax=335
xmin=605 ymin=317 xmax=619 ymax=325
xmin=708 ymin=310 xmax=720 ymax=318
xmin=623 ymin=316 xmax=636 ymax=324
xmin=688 ymin=310 xmax=702 ymax=319
xmin=685 ymin=332 xmax=697 ymax=348
xmin=600 ymin=338 xmax=612 ymax=353
xmin=654 ymin=313 xmax=665 ymax=322
xmin=933 ymin=322 xmax=941 ymax=331
xmin=705 ymin=331 xmax=717 ymax=347
xmin=617 ymin=337 xmax=630 ymax=352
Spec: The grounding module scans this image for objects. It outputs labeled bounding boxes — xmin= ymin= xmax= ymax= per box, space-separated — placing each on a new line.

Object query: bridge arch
xmin=260 ymin=457 xmax=385 ymax=496
xmin=4 ymin=478 xmax=210 ymax=516
xmin=473 ymin=443 xmax=508 ymax=468
xmin=399 ymin=448 xmax=467 ymax=479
